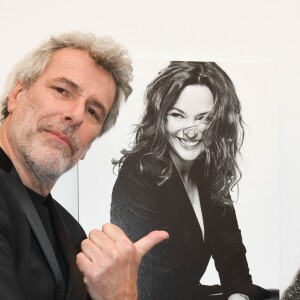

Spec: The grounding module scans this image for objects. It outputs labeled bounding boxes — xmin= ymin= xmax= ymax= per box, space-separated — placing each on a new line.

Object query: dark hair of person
xmin=114 ymin=61 xmax=244 ymax=206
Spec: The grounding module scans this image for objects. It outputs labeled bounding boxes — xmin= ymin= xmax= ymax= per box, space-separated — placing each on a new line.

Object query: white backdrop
xmin=0 ymin=0 xmax=299 ymax=295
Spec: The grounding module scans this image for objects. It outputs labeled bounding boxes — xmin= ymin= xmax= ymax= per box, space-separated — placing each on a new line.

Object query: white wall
xmin=0 ymin=0 xmax=298 ymax=294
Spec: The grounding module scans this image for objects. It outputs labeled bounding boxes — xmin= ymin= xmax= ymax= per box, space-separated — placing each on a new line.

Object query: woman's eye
xmin=204 ymin=115 xmax=212 ymax=122
xmin=197 ymin=115 xmax=210 ymax=122
xmin=170 ymin=112 xmax=183 ymax=118
xmin=196 ymin=116 xmax=204 ymax=121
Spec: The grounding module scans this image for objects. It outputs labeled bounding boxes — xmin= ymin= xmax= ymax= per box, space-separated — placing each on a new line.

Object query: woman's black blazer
xmin=111 ymin=155 xmax=268 ymax=300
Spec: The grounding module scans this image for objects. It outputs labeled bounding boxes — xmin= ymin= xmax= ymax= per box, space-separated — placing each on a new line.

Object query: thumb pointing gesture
xmin=134 ymin=230 xmax=169 ymax=257
xmin=76 ymin=224 xmax=169 ymax=300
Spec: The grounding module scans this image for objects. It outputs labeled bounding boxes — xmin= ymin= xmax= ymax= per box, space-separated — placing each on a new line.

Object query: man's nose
xmin=61 ymin=101 xmax=85 ymax=127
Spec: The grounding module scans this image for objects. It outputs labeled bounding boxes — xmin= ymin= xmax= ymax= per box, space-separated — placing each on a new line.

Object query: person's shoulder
xmin=283 ymin=270 xmax=300 ymax=300
xmin=114 ymin=153 xmax=157 ymax=191
xmin=0 ymin=171 xmax=25 ymax=218
xmin=51 ymin=198 xmax=87 ymax=246
xmin=51 ymin=198 xmax=77 ymax=219
xmin=119 ymin=153 xmax=140 ymax=171
xmin=117 ymin=154 xmax=145 ymax=180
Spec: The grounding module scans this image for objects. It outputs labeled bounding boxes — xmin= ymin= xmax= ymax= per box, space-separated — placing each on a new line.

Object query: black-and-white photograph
xmin=78 ymin=60 xmax=280 ymax=299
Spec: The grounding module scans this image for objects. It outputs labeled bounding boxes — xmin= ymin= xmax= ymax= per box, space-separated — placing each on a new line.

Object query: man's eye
xmin=87 ymin=107 xmax=99 ymax=120
xmin=55 ymin=87 xmax=67 ymax=94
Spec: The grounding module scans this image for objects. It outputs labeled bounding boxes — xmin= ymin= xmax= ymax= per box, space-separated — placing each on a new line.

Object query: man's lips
xmin=45 ymin=130 xmax=73 ymax=149
xmin=177 ymin=137 xmax=201 ymax=147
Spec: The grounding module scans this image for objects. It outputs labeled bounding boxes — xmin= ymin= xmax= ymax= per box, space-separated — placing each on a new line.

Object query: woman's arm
xmin=110 ymin=162 xmax=183 ymax=299
xmin=212 ymin=206 xmax=269 ymax=300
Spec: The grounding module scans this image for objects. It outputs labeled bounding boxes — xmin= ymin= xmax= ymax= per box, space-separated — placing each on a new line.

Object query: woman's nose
xmin=183 ymin=125 xmax=199 ymax=139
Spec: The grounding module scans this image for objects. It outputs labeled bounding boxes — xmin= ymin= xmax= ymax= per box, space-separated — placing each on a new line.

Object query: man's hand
xmin=76 ymin=223 xmax=169 ymax=300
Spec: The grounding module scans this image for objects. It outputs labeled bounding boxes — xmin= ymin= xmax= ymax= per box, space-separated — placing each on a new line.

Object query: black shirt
xmin=26 ymin=187 xmax=69 ymax=296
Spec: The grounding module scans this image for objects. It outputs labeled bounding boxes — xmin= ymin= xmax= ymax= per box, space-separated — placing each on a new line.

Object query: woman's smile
xmin=177 ymin=137 xmax=201 ymax=147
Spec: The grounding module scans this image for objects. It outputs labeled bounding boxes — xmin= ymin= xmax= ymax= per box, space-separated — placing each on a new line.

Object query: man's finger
xmin=101 ymin=223 xmax=128 ymax=242
xmin=88 ymin=229 xmax=116 ymax=252
xmin=134 ymin=230 xmax=169 ymax=257
xmin=76 ymin=252 xmax=93 ymax=274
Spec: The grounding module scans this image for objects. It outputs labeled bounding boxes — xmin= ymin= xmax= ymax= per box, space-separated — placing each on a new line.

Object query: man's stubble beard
xmin=9 ymin=106 xmax=90 ymax=184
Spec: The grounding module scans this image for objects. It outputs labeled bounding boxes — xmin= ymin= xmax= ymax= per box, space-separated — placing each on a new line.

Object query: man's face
xmin=6 ymin=48 xmax=116 ymax=182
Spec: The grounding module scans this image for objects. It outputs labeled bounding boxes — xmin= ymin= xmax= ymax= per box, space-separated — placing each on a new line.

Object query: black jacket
xmin=283 ymin=270 xmax=300 ymax=300
xmin=111 ymin=155 xmax=269 ymax=300
xmin=0 ymin=148 xmax=88 ymax=300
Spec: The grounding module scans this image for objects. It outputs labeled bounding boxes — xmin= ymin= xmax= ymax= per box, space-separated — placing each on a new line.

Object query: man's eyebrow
xmin=54 ymin=77 xmax=83 ymax=94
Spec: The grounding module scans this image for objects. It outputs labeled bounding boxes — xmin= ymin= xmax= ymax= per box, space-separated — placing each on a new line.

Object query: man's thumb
xmin=134 ymin=230 xmax=169 ymax=257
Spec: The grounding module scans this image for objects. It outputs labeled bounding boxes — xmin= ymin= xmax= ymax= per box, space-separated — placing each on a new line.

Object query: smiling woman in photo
xmin=111 ymin=61 xmax=272 ymax=300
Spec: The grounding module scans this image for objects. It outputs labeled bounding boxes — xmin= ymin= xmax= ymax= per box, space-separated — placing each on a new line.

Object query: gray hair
xmin=0 ymin=31 xmax=133 ymax=135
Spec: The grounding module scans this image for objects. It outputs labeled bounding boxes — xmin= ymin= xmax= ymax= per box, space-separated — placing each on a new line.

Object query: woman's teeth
xmin=178 ymin=138 xmax=201 ymax=146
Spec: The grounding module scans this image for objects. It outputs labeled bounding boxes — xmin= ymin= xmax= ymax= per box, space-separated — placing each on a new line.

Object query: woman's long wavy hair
xmin=116 ymin=61 xmax=244 ymax=206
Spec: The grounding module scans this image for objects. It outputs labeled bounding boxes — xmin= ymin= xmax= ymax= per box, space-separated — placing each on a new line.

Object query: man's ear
xmin=7 ymin=82 xmax=25 ymax=113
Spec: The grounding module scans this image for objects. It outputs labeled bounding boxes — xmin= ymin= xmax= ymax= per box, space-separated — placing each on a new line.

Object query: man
xmin=0 ymin=32 xmax=168 ymax=300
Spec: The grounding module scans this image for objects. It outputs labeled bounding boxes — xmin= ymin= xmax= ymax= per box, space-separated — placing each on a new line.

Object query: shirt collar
xmin=0 ymin=147 xmax=13 ymax=173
